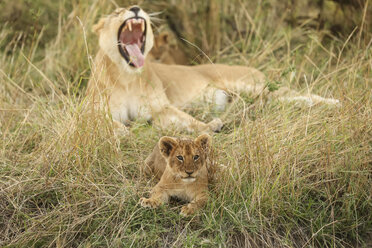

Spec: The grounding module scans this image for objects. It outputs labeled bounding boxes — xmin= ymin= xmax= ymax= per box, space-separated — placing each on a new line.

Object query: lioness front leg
xmin=112 ymin=120 xmax=129 ymax=136
xmin=180 ymin=192 xmax=208 ymax=216
xmin=140 ymin=186 xmax=169 ymax=209
xmin=154 ymin=105 xmax=223 ymax=133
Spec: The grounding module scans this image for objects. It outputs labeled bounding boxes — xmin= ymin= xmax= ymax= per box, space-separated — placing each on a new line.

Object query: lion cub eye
xmin=176 ymin=155 xmax=184 ymax=161
xmin=193 ymin=155 xmax=200 ymax=161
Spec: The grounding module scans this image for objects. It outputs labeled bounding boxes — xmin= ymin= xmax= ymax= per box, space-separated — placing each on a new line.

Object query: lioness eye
xmin=194 ymin=155 xmax=199 ymax=161
xmin=176 ymin=155 xmax=184 ymax=161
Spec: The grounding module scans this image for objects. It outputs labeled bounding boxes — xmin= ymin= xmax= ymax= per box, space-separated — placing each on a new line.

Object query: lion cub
xmin=140 ymin=134 xmax=211 ymax=216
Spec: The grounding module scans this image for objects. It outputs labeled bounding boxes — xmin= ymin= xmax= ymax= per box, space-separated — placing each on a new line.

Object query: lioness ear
xmin=114 ymin=7 xmax=125 ymax=14
xmin=159 ymin=136 xmax=178 ymax=158
xmin=195 ymin=134 xmax=211 ymax=151
xmin=92 ymin=17 xmax=107 ymax=34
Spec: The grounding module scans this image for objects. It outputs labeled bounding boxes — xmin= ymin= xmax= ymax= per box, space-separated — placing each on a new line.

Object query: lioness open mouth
xmin=118 ymin=17 xmax=146 ymax=68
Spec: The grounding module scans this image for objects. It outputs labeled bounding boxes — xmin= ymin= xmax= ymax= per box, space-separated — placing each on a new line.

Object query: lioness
xmin=140 ymin=134 xmax=211 ymax=216
xmin=87 ymin=6 xmax=339 ymax=134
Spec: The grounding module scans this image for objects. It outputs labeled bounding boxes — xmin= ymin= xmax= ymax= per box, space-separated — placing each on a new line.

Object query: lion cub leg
xmin=140 ymin=185 xmax=169 ymax=209
xmin=180 ymin=191 xmax=208 ymax=216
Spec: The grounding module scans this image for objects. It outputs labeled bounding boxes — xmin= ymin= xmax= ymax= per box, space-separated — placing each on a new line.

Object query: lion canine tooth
xmin=128 ymin=21 xmax=132 ymax=31
xmin=141 ymin=20 xmax=145 ymax=32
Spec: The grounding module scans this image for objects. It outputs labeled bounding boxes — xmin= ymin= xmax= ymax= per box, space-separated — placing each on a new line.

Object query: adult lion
xmin=87 ymin=6 xmax=338 ymax=134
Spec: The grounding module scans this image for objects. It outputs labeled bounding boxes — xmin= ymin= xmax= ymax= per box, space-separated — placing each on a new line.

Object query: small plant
xmin=266 ymin=80 xmax=282 ymax=92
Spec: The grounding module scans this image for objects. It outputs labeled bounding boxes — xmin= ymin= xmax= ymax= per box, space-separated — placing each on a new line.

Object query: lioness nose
xmin=129 ymin=6 xmax=140 ymax=15
xmin=185 ymin=171 xmax=193 ymax=176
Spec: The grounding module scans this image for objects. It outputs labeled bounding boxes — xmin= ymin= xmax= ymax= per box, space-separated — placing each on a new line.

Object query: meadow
xmin=0 ymin=0 xmax=371 ymax=247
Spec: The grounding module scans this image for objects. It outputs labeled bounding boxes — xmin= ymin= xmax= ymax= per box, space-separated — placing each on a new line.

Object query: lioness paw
xmin=180 ymin=205 xmax=196 ymax=217
xmin=113 ymin=120 xmax=129 ymax=136
xmin=140 ymin=197 xmax=161 ymax=208
xmin=207 ymin=118 xmax=223 ymax=133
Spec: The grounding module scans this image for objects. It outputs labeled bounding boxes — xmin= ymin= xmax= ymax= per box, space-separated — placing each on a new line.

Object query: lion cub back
xmin=143 ymin=143 xmax=167 ymax=180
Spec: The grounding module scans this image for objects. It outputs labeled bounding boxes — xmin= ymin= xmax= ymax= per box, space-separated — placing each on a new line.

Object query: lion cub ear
xmin=195 ymin=134 xmax=211 ymax=151
xmin=92 ymin=17 xmax=107 ymax=34
xmin=159 ymin=136 xmax=178 ymax=158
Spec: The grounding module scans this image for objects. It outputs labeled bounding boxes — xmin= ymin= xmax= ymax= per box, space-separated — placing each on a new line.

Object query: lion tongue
xmin=125 ymin=44 xmax=144 ymax=68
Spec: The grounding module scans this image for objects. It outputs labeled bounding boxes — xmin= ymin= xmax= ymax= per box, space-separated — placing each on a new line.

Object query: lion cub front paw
xmin=180 ymin=205 xmax=196 ymax=216
xmin=207 ymin=118 xmax=223 ymax=133
xmin=140 ymin=197 xmax=161 ymax=209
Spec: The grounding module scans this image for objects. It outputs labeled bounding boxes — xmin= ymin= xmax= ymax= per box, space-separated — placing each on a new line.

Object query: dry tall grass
xmin=1 ymin=0 xmax=371 ymax=247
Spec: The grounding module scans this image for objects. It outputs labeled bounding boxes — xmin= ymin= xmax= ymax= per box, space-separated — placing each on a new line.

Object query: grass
xmin=1 ymin=0 xmax=371 ymax=247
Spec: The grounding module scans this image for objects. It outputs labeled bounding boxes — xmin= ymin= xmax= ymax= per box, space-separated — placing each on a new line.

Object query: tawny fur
xmin=140 ymin=134 xmax=211 ymax=216
xmin=87 ymin=6 xmax=339 ymax=135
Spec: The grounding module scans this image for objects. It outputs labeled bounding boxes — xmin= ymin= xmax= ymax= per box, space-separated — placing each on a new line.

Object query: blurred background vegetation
xmin=1 ymin=0 xmax=370 ymax=58
xmin=1 ymin=0 xmax=370 ymax=91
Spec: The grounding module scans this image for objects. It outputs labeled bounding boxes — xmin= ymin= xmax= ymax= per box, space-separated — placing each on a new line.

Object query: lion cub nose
xmin=185 ymin=170 xmax=194 ymax=176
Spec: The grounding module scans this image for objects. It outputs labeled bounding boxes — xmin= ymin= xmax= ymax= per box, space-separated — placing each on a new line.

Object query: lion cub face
xmin=159 ymin=134 xmax=210 ymax=182
xmin=92 ymin=6 xmax=154 ymax=72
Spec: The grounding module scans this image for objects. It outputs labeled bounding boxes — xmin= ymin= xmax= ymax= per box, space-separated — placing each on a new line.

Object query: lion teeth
xmin=125 ymin=19 xmax=144 ymax=32
xmin=141 ymin=20 xmax=145 ymax=32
